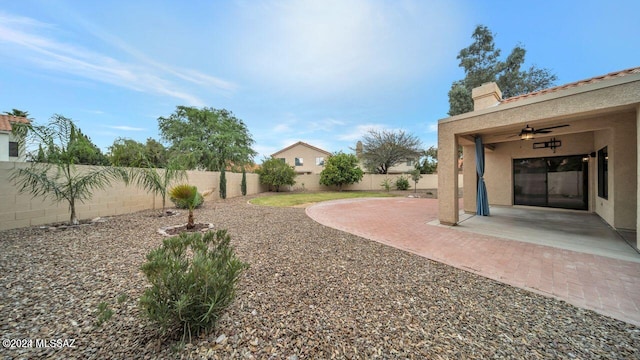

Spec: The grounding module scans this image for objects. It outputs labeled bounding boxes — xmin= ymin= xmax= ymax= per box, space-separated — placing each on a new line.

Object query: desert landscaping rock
xmin=1 ymin=195 xmax=638 ymax=359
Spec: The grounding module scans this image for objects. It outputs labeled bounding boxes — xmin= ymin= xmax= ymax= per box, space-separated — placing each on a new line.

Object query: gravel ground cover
xmin=1 ymin=195 xmax=638 ymax=359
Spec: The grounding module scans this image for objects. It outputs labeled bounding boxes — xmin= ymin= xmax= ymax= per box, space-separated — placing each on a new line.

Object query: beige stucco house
xmin=0 ymin=115 xmax=30 ymax=162
xmin=271 ymin=141 xmax=332 ymax=174
xmin=438 ymin=67 xmax=640 ymax=249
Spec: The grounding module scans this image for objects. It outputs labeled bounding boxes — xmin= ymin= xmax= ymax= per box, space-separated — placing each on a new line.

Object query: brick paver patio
xmin=306 ymin=197 xmax=640 ymax=326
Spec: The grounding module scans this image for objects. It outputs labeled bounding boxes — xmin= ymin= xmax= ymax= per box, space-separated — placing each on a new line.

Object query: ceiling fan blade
xmin=535 ymin=130 xmax=552 ymax=134
xmin=536 ymin=124 xmax=570 ymax=132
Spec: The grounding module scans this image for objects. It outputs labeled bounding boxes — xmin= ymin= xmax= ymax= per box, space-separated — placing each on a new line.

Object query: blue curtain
xmin=475 ymin=136 xmax=490 ymax=216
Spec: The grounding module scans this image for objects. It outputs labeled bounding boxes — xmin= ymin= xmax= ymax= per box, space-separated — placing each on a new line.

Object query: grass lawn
xmin=249 ymin=191 xmax=398 ymax=207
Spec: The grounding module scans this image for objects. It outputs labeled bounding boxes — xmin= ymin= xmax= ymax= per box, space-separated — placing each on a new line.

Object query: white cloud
xmin=427 ymin=123 xmax=438 ymax=133
xmin=0 ymin=11 xmax=235 ymax=106
xmin=104 ymin=125 xmax=146 ymax=131
xmin=309 ymin=117 xmax=345 ymax=132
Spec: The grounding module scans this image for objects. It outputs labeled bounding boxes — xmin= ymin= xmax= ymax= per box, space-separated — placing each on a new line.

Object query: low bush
xmin=139 ymin=230 xmax=249 ymax=339
xmin=395 ymin=176 xmax=410 ymax=190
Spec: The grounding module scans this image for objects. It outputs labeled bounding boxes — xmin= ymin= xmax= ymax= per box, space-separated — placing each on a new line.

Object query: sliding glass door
xmin=513 ymin=155 xmax=588 ymax=210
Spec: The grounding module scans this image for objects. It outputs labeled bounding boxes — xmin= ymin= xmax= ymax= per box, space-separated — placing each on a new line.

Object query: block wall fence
xmin=0 ymin=162 xmax=268 ymax=231
xmin=0 ymin=162 xmax=463 ymax=231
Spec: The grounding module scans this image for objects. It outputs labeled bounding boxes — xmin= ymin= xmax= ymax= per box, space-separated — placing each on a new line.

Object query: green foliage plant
xmin=139 ymin=230 xmax=248 ymax=340
xmin=158 ymin=106 xmax=256 ymax=171
xmin=10 ymin=115 xmax=129 ymax=225
xmin=219 ymin=168 xmax=227 ymax=199
xmin=381 ymin=178 xmax=391 ymax=192
xmin=132 ymin=161 xmax=187 ymax=215
xmin=95 ymin=302 xmax=114 ymax=327
xmin=448 ymin=25 xmax=556 ymax=116
xmin=241 ymin=168 xmax=247 ymax=196
xmin=257 ymin=157 xmax=296 ymax=192
xmin=319 ymin=152 xmax=364 ymax=191
xmin=169 ymin=184 xmax=199 ymax=229
xmin=395 ymin=176 xmax=410 ymax=190
xmin=171 ymin=191 xmax=204 ymax=209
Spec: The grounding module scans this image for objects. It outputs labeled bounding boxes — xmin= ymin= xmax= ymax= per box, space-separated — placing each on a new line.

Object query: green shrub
xmin=170 ymin=191 xmax=204 ymax=209
xmin=139 ymin=230 xmax=248 ymax=339
xmin=395 ymin=176 xmax=410 ymax=190
xmin=380 ymin=178 xmax=392 ymax=192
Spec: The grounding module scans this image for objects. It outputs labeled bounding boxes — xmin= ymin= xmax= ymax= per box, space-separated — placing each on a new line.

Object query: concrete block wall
xmin=282 ymin=173 xmax=463 ymax=192
xmin=0 ymin=162 xmax=267 ymax=231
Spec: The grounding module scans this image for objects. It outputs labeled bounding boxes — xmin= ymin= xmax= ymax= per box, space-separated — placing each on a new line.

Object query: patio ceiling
xmin=457 ymin=107 xmax=637 ymax=146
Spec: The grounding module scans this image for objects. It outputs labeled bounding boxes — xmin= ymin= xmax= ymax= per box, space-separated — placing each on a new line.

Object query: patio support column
xmin=462 ymin=145 xmax=477 ymax=213
xmin=637 ymin=105 xmax=640 ymax=249
xmin=438 ymin=127 xmax=459 ymax=225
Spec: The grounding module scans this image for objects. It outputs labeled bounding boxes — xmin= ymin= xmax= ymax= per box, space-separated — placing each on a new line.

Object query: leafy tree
xmin=409 ymin=168 xmax=422 ymax=193
xmin=219 ymin=168 xmax=227 ymax=199
xmin=359 ymin=129 xmax=422 ymax=174
xmin=320 ymin=152 xmax=364 ymax=191
xmin=109 ymin=138 xmax=167 ymax=168
xmin=109 ymin=138 xmax=145 ymax=167
xmin=241 ymin=168 xmax=247 ymax=196
xmin=257 ymin=157 xmax=296 ymax=192
xmin=158 ymin=106 xmax=257 ymax=171
xmin=448 ymin=25 xmax=557 ymax=116
xmin=10 ymin=115 xmax=128 ymax=225
xmin=130 ymin=161 xmax=187 ymax=215
xmin=418 ymin=146 xmax=438 ymax=174
xmin=169 ymin=184 xmax=199 ymax=229
xmin=33 ymin=124 xmax=109 ymax=166
xmin=4 ymin=109 xmax=29 ymax=117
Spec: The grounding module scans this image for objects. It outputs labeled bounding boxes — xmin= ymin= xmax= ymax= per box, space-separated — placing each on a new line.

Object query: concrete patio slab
xmin=306 ymin=197 xmax=640 ymax=326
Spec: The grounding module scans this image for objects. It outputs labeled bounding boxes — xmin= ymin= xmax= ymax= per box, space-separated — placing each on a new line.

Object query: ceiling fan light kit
xmin=518 ymin=124 xmax=570 ymax=141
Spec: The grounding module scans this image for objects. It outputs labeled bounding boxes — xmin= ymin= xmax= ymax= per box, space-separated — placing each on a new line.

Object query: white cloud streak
xmin=0 ymin=11 xmax=236 ymax=106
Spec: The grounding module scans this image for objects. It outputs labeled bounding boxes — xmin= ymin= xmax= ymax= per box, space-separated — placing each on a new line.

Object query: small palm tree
xmin=11 ymin=115 xmax=129 ymax=225
xmin=169 ymin=184 xmax=199 ymax=229
xmin=131 ymin=161 xmax=186 ymax=215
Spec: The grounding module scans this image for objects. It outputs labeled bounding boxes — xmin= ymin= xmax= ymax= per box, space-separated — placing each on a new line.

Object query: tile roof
xmin=0 ymin=115 xmax=30 ymax=132
xmin=501 ymin=66 xmax=640 ymax=104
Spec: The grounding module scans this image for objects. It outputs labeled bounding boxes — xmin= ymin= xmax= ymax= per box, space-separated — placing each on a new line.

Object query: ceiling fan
xmin=514 ymin=124 xmax=570 ymax=140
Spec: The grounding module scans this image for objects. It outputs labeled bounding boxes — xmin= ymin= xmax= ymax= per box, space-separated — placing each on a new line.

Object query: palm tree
xmin=169 ymin=184 xmax=199 ymax=229
xmin=10 ymin=115 xmax=129 ymax=225
xmin=131 ymin=161 xmax=186 ymax=215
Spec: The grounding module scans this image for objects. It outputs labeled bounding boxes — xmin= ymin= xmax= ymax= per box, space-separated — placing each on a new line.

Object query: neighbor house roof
xmin=0 ymin=115 xmax=30 ymax=132
xmin=271 ymin=141 xmax=332 ymax=157
xmin=501 ymin=66 xmax=640 ymax=104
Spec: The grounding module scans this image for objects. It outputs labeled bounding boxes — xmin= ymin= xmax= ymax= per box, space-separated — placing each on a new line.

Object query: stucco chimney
xmin=472 ymin=82 xmax=502 ymax=111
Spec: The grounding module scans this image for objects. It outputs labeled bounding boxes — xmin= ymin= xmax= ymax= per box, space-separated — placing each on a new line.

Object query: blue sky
xmin=1 ymin=0 xmax=638 ymax=161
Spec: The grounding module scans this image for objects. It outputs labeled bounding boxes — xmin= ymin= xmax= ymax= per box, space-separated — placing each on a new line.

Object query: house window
xmin=295 ymin=157 xmax=303 ymax=166
xmin=278 ymin=158 xmax=286 ymax=163
xmin=406 ymin=158 xmax=415 ymax=166
xmin=316 ymin=157 xmax=325 ymax=166
xmin=9 ymin=141 xmax=18 ymax=157
xmin=597 ymin=147 xmax=608 ymax=199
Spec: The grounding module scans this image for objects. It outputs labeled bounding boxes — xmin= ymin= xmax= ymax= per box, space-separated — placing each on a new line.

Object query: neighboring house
xmin=0 ymin=115 xmax=30 ymax=162
xmin=437 ymin=67 xmax=640 ymax=249
xmin=354 ymin=141 xmax=418 ymax=174
xmin=271 ymin=141 xmax=332 ymax=174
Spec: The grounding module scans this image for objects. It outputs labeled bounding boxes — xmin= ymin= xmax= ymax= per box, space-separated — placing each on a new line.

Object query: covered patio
xmin=451 ymin=206 xmax=639 ymax=263
xmin=437 ymin=67 xmax=640 ymax=251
